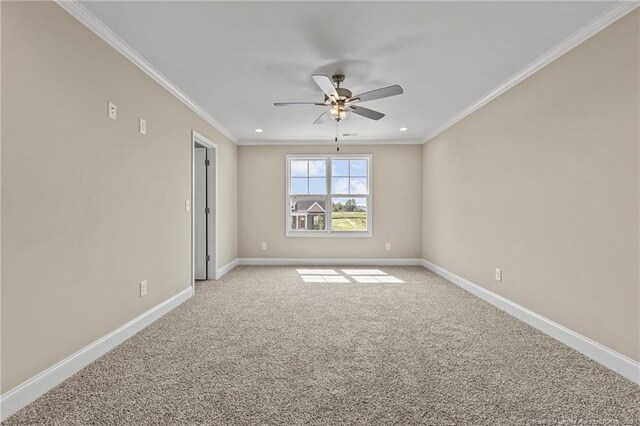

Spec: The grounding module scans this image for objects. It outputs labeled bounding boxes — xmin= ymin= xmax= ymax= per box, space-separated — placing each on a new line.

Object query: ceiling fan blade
xmin=350 ymin=85 xmax=403 ymax=103
xmin=349 ymin=105 xmax=385 ymax=120
xmin=313 ymin=111 xmax=330 ymax=125
xmin=312 ymin=74 xmax=339 ymax=100
xmin=273 ymin=102 xmax=325 ymax=106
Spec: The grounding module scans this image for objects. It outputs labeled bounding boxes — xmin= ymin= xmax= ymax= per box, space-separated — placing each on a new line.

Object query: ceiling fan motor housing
xmin=325 ymin=87 xmax=353 ymax=103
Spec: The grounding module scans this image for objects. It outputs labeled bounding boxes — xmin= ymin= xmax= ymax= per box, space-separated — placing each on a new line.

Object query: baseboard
xmin=0 ymin=286 xmax=194 ymax=421
xmin=239 ymin=258 xmax=423 ymax=266
xmin=420 ymin=259 xmax=640 ymax=385
xmin=216 ymin=258 xmax=240 ymax=279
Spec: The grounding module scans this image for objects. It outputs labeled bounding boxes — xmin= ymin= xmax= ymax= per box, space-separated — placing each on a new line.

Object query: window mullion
xmin=306 ymin=160 xmax=310 ymax=195
xmin=287 ymin=160 xmax=291 ymax=233
xmin=326 ymin=157 xmax=331 ymax=233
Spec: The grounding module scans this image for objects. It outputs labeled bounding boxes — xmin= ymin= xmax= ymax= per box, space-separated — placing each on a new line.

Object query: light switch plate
xmin=185 ymin=200 xmax=190 ymax=212
xmin=139 ymin=118 xmax=146 ymax=135
xmin=140 ymin=280 xmax=147 ymax=297
xmin=495 ymin=268 xmax=502 ymax=282
xmin=108 ymin=101 xmax=117 ymax=120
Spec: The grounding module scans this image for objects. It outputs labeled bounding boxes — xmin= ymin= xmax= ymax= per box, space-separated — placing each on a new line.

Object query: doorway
xmin=192 ymin=131 xmax=217 ymax=284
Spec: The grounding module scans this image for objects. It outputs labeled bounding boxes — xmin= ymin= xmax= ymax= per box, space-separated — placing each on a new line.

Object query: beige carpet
xmin=4 ymin=266 xmax=639 ymax=425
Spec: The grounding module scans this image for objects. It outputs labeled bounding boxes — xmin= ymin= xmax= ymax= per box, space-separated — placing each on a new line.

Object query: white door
xmin=194 ymin=147 xmax=208 ymax=279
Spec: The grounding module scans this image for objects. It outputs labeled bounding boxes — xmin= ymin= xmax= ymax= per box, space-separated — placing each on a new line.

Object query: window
xmin=286 ymin=155 xmax=371 ymax=236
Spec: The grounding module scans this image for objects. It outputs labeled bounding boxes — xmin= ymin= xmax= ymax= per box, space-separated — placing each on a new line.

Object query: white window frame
xmin=285 ymin=154 xmax=373 ymax=238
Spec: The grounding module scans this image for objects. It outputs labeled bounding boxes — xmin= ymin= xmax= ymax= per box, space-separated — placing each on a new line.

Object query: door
xmin=194 ymin=147 xmax=208 ymax=279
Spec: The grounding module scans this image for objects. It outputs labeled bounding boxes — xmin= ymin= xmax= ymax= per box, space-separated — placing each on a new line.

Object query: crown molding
xmin=55 ymin=0 xmax=638 ymax=147
xmin=238 ymin=139 xmax=423 ymax=146
xmin=55 ymin=0 xmax=238 ymax=144
xmin=423 ymin=1 xmax=640 ymax=144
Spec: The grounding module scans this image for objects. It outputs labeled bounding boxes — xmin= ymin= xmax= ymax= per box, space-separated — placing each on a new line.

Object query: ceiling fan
xmin=274 ymin=74 xmax=403 ymax=124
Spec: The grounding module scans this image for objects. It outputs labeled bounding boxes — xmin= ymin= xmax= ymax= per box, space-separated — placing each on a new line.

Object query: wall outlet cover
xmin=140 ymin=280 xmax=148 ymax=297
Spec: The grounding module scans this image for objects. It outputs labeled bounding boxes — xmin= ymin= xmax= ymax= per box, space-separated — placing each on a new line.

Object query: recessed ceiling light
xmin=399 ymin=127 xmax=409 ymax=132
xmin=254 ymin=128 xmax=264 ymax=133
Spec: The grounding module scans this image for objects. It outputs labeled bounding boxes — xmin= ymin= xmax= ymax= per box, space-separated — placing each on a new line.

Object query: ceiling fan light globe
xmin=329 ymin=105 xmax=348 ymax=120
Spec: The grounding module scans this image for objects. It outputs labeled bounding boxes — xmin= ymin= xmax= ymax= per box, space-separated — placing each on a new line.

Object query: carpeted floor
xmin=4 ymin=266 xmax=639 ymax=425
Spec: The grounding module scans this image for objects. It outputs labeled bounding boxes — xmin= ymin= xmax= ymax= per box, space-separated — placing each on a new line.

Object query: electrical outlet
xmin=185 ymin=200 xmax=190 ymax=212
xmin=140 ymin=280 xmax=147 ymax=297
xmin=385 ymin=243 xmax=392 ymax=251
xmin=495 ymin=268 xmax=502 ymax=282
xmin=108 ymin=101 xmax=117 ymax=120
xmin=261 ymin=242 xmax=267 ymax=250
xmin=139 ymin=118 xmax=146 ymax=135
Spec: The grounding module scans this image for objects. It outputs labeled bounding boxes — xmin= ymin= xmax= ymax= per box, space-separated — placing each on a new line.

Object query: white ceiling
xmin=81 ymin=1 xmax=617 ymax=144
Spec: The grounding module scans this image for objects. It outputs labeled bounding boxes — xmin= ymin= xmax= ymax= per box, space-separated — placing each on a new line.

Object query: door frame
xmin=191 ymin=130 xmax=218 ymax=288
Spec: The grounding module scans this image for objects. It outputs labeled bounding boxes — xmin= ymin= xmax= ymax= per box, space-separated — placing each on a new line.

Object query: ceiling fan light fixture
xmin=329 ymin=105 xmax=347 ymax=120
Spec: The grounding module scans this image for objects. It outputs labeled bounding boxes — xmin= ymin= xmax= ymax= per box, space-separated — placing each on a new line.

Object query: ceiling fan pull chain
xmin=336 ymin=120 xmax=340 ymax=152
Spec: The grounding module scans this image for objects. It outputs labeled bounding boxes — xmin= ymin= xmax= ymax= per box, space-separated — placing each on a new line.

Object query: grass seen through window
xmin=332 ymin=197 xmax=367 ymax=231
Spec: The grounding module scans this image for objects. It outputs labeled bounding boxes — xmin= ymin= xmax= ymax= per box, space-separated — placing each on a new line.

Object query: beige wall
xmin=2 ymin=0 xmax=638 ymax=396
xmin=422 ymin=11 xmax=640 ymax=362
xmin=1 ymin=1 xmax=238 ymax=392
xmin=239 ymin=144 xmax=422 ymax=259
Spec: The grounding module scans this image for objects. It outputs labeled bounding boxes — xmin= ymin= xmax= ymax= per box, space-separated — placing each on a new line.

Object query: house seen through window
xmin=287 ymin=155 xmax=371 ymax=236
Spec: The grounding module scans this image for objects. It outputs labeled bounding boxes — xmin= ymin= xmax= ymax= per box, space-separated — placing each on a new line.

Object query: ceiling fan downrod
xmin=332 ymin=74 xmax=345 ymax=88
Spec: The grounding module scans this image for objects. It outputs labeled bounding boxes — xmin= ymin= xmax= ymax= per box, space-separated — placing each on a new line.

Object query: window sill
xmin=286 ymin=231 xmax=373 ymax=238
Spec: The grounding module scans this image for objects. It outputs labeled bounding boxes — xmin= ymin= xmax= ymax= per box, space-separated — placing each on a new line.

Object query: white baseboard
xmin=239 ymin=258 xmax=423 ymax=266
xmin=420 ymin=260 xmax=640 ymax=385
xmin=0 ymin=286 xmax=194 ymax=421
xmin=216 ymin=258 xmax=240 ymax=279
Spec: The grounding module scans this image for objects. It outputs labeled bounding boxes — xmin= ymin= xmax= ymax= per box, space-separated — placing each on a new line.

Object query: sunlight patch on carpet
xmin=296 ymin=268 xmax=404 ymax=283
xmin=342 ymin=269 xmax=387 ymax=275
xmin=296 ymin=269 xmax=338 ymax=275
